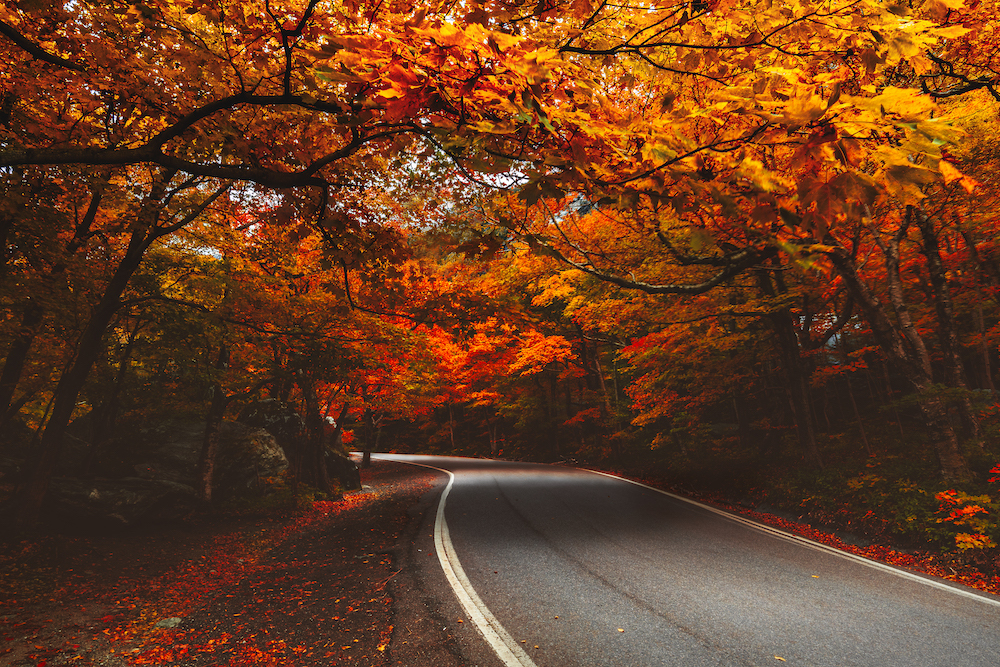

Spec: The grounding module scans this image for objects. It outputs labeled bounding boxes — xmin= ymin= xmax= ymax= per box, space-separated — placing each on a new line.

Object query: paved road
xmin=376 ymin=454 xmax=1000 ymax=667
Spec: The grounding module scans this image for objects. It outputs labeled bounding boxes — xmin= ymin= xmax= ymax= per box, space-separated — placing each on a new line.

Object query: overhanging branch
xmin=0 ymin=19 xmax=85 ymax=72
xmin=537 ymin=237 xmax=777 ymax=295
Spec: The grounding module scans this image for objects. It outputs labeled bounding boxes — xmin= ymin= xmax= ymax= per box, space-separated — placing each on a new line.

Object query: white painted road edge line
xmin=375 ymin=456 xmax=538 ymax=667
xmin=586 ymin=469 xmax=1000 ymax=608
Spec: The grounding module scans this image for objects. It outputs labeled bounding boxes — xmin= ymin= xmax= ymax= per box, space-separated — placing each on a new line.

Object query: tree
xmin=4 ymin=0 xmax=999 ymax=512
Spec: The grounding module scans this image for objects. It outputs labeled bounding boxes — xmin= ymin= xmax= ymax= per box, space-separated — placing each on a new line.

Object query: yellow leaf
xmin=738 ymin=157 xmax=789 ymax=192
xmin=934 ymin=25 xmax=971 ymax=39
xmin=780 ymin=93 xmax=826 ymax=125
xmin=938 ymin=159 xmax=964 ymax=184
xmin=775 ymin=657 xmax=787 ymax=662
xmin=960 ymin=176 xmax=980 ymax=193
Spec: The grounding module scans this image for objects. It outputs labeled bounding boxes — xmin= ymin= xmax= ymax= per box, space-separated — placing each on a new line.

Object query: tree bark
xmin=12 ymin=172 xmax=237 ymax=526
xmin=845 ymin=375 xmax=873 ymax=457
xmin=827 ymin=245 xmax=970 ymax=481
xmin=198 ymin=343 xmax=230 ymax=503
xmin=14 ymin=177 xmax=174 ymax=527
xmin=756 ymin=270 xmax=823 ymax=468
xmin=299 ymin=375 xmax=331 ymax=494
xmin=974 ymin=305 xmax=995 ymax=391
xmin=0 ymin=182 xmax=103 ymax=429
xmin=0 ymin=303 xmax=43 ymax=430
xmin=87 ymin=316 xmax=145 ymax=473
xmin=957 ymin=228 xmax=998 ymax=391
xmin=880 ymin=214 xmax=933 ymax=377
xmin=361 ymin=406 xmax=375 ymax=469
xmin=913 ymin=207 xmax=980 ymax=439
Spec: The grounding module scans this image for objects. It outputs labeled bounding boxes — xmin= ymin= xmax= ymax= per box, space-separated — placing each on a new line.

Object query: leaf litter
xmin=0 ymin=462 xmax=436 ymax=666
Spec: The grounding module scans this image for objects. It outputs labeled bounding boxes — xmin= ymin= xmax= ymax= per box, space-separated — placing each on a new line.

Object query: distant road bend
xmin=376 ymin=454 xmax=1000 ymax=667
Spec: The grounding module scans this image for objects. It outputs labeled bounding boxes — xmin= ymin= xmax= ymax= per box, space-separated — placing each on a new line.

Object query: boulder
xmin=130 ymin=420 xmax=204 ymax=485
xmin=239 ymin=400 xmax=360 ymax=493
xmin=132 ymin=420 xmax=287 ymax=500
xmin=214 ymin=421 xmax=288 ymax=496
xmin=43 ymin=477 xmax=200 ymax=529
xmin=326 ymin=449 xmax=361 ymax=492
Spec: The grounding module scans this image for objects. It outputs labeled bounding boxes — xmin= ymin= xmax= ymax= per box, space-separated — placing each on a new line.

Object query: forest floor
xmin=3 ymin=458 xmax=998 ymax=667
xmin=0 ymin=461 xmax=466 ymax=667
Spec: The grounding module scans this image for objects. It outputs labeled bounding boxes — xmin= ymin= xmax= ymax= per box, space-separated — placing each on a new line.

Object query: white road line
xmin=375 ymin=456 xmax=538 ymax=667
xmin=586 ymin=469 xmax=1000 ymax=608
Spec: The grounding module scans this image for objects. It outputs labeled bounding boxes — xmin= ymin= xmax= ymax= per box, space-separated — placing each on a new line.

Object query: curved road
xmin=376 ymin=454 xmax=1000 ymax=667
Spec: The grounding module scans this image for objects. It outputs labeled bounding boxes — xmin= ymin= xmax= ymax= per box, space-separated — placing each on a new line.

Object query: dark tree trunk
xmin=828 ymin=245 xmax=970 ymax=482
xmin=845 ymin=375 xmax=873 ymax=456
xmin=12 ymin=172 xmax=234 ymax=526
xmin=198 ymin=343 xmax=230 ymax=503
xmin=0 ymin=206 xmax=12 ymax=281
xmin=298 ymin=376 xmax=331 ymax=494
xmin=734 ymin=394 xmax=752 ymax=448
xmin=1 ymin=183 xmax=104 ymax=430
xmin=361 ymin=406 xmax=374 ymax=469
xmin=913 ymin=208 xmax=980 ymax=440
xmin=16 ymin=270 xmax=142 ymax=525
xmin=87 ymin=316 xmax=144 ymax=473
xmin=0 ymin=303 xmax=43 ymax=429
xmin=14 ymin=202 xmax=165 ymax=527
xmin=974 ymin=305 xmax=995 ymax=391
xmin=756 ymin=270 xmax=823 ymax=468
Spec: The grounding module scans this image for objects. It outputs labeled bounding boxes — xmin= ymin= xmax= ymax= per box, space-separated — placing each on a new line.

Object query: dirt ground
xmin=0 ymin=461 xmax=463 ymax=667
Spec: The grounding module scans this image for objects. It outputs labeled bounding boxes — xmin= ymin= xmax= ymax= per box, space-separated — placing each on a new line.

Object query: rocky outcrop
xmin=237 ymin=399 xmax=306 ymax=447
xmin=131 ymin=420 xmax=288 ymax=499
xmin=21 ymin=403 xmax=359 ymax=529
xmin=239 ymin=399 xmax=360 ymax=493
xmin=37 ymin=418 xmax=290 ymax=529
xmin=327 ymin=449 xmax=362 ymax=492
xmin=214 ymin=421 xmax=289 ymax=495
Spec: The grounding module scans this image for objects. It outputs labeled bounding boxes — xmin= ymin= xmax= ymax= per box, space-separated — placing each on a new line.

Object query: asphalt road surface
xmin=375 ymin=454 xmax=1000 ymax=667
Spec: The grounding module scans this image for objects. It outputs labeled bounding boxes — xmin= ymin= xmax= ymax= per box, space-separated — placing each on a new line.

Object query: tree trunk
xmin=974 ymin=305 xmax=995 ymax=391
xmin=881 ymin=214 xmax=933 ymax=378
xmin=913 ymin=207 xmax=980 ymax=440
xmin=12 ymin=172 xmax=185 ymax=527
xmin=361 ymin=406 xmax=375 ymax=469
xmin=756 ymin=270 xmax=823 ymax=468
xmin=0 ymin=303 xmax=43 ymax=429
xmin=1 ymin=182 xmax=104 ymax=429
xmin=593 ymin=347 xmax=614 ymax=420
xmin=87 ymin=316 xmax=144 ymax=473
xmin=198 ymin=343 xmax=230 ymax=503
xmin=299 ymin=376 xmax=331 ymax=494
xmin=845 ymin=375 xmax=873 ymax=456
xmin=828 ymin=245 xmax=970 ymax=481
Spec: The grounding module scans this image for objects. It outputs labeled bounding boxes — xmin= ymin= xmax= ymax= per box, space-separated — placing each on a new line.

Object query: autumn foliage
xmin=1 ymin=0 xmax=1000 ymax=574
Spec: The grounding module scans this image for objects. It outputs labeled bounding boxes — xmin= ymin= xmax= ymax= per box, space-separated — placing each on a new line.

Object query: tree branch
xmin=536 ymin=236 xmax=777 ymax=295
xmin=0 ymin=19 xmax=85 ymax=72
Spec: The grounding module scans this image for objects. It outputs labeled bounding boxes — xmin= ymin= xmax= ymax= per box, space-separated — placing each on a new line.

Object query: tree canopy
xmin=2 ymin=0 xmax=1000 ymax=555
